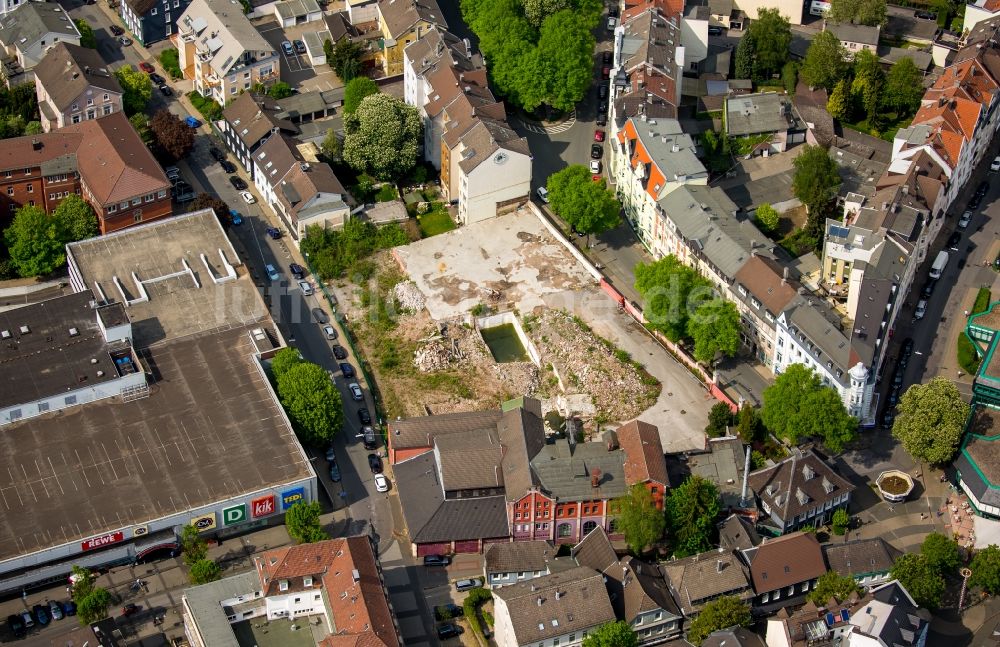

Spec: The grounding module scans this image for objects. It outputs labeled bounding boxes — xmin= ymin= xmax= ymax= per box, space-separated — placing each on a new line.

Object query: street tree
xmin=53 ymin=195 xmax=98 ymax=242
xmin=921 ymin=532 xmax=961 ymax=576
xmin=808 ymin=571 xmax=861 ymax=605
xmin=4 ymin=205 xmax=65 ymax=277
xmin=114 ymin=65 xmax=153 ymax=116
xmin=890 ymin=554 xmax=945 ymax=609
xmin=75 ymin=19 xmax=97 ymax=48
xmin=800 ymin=30 xmax=849 ymax=91
xmin=827 ymin=79 xmax=852 ymax=120
xmin=536 ymin=10 xmax=597 ymax=112
xmin=746 ymin=9 xmax=792 ymax=80
xmin=189 ymin=193 xmax=231 ymax=227
xmin=686 ymin=596 xmax=752 ymax=644
xmin=688 ymin=298 xmax=741 ymax=364
xmin=276 ymin=361 xmax=345 ymax=446
xmin=189 ymin=558 xmax=222 ymax=584
xmin=883 ymin=57 xmax=926 ymax=116
xmin=792 ymin=144 xmax=841 ymax=221
xmin=892 ymin=377 xmax=970 ymax=464
xmin=75 ymin=586 xmax=112 ymax=625
xmin=665 ymin=475 xmax=720 ymax=557
xmin=970 ymin=544 xmax=1000 ymax=595
xmin=285 ymin=501 xmax=329 ymax=543
xmin=582 ymin=621 xmax=638 ymax=647
xmin=180 ymin=524 xmax=208 ymax=566
xmin=761 ymin=363 xmax=858 ymax=452
xmin=754 ymin=203 xmax=780 ymax=233
xmin=634 ymin=255 xmax=712 ymax=341
xmin=705 ymin=401 xmax=734 ymax=437
xmin=343 ymin=76 xmax=379 ymax=114
xmin=150 ymin=109 xmax=195 ymax=161
xmin=546 ymin=165 xmax=621 ymax=237
xmin=342 ymin=93 xmax=421 ymax=181
xmin=271 ymin=347 xmax=304 ymax=380
xmin=613 ymin=483 xmax=666 ymax=554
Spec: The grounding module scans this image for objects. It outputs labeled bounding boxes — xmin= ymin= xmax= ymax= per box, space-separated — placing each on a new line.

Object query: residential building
xmin=845 ymin=580 xmax=930 ymax=646
xmin=34 ymin=43 xmax=123 ymax=131
xmin=680 ymin=6 xmax=709 ymax=73
xmin=0 ymin=112 xmax=171 ymax=233
xmin=704 ymin=627 xmax=766 ymax=647
xmin=0 ymin=1 xmax=80 ymax=74
xmin=964 ymin=0 xmax=1000 ymax=34
xmin=182 ymin=535 xmax=400 ymax=647
xmin=609 ymin=6 xmax=684 ymax=127
xmin=731 ymin=256 xmax=798 ymax=367
xmin=684 ymin=436 xmax=748 ymax=510
xmin=375 ymin=0 xmax=446 ymax=76
xmin=448 ymin=117 xmax=532 ymax=225
xmin=742 ymin=531 xmax=826 ymax=610
xmin=662 ymin=549 xmax=754 ymax=617
xmin=611 ymin=419 xmax=669 ymax=508
xmin=765 ymin=595 xmax=859 ymax=647
xmin=731 ymin=0 xmax=802 ymax=24
xmin=120 ymin=0 xmax=193 ymax=47
xmin=275 ymin=160 xmax=353 ymax=241
xmin=824 ymin=21 xmax=880 ymax=58
xmin=718 ymin=514 xmax=761 ymax=552
xmin=484 ymin=541 xmax=556 ymax=588
xmin=823 ymin=539 xmax=901 ymax=589
xmin=492 ymin=566 xmax=616 ymax=647
xmin=747 ymin=449 xmax=854 ymax=535
xmin=220 ymin=91 xmax=298 ymax=178
xmin=176 ymin=0 xmax=279 ymax=105
xmin=723 ymin=93 xmax=807 ymax=153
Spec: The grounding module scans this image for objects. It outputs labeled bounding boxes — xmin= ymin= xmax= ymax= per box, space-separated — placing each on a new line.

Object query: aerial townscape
xmin=1 ymin=0 xmax=1000 ymax=643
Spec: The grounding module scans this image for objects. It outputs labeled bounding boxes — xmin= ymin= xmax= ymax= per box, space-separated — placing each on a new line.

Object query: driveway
xmin=256 ymin=18 xmax=343 ymax=92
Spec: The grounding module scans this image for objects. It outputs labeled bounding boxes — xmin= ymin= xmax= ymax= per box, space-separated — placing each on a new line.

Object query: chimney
xmin=782 ymin=266 xmax=789 ymax=285
xmin=72 ymin=72 xmax=79 ymax=79
xmin=555 ymin=590 xmax=563 ymax=599
xmin=351 ymin=569 xmax=360 ymax=582
xmin=740 ymin=446 xmax=751 ymax=507
xmin=591 ymin=468 xmax=602 ymax=487
xmin=31 ymin=139 xmax=42 ymax=151
xmin=537 ymin=596 xmax=543 ymax=607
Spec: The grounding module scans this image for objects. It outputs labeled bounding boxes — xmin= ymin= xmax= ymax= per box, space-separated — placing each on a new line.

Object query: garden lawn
xmin=417 ymin=204 xmax=455 ymax=237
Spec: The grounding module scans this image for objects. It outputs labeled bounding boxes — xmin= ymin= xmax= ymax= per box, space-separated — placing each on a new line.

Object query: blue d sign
xmin=282 ymin=487 xmax=306 ymax=510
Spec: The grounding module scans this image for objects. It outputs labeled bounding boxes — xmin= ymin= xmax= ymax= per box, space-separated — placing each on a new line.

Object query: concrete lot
xmin=394 ymin=209 xmax=595 ymax=320
xmin=256 ymin=18 xmax=343 ymax=94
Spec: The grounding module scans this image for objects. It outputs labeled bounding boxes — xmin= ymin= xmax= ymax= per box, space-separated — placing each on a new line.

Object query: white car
xmin=590 ymin=160 xmax=602 ymax=174
xmin=536 ymin=186 xmax=549 ymax=203
xmin=914 ymin=299 xmax=927 ymax=320
xmin=348 ymin=382 xmax=364 ymax=401
xmin=298 ymin=280 xmax=313 ymax=296
xmin=958 ymin=210 xmax=972 ymax=229
xmin=264 ymin=263 xmax=280 ymax=281
xmin=607 ymin=16 xmax=617 ymax=30
xmin=241 ymin=190 xmax=256 ymax=204
xmin=991 ymin=155 xmax=1000 ymax=172
xmin=374 ymin=473 xmax=389 ymax=492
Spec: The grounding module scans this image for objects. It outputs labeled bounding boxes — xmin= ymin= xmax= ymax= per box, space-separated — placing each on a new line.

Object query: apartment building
xmin=376 ymin=0 xmax=445 ymax=76
xmin=219 ymin=91 xmax=298 ymax=178
xmin=34 ymin=43 xmax=123 ymax=131
xmin=120 ymin=0 xmax=193 ymax=47
xmin=0 ymin=1 xmax=80 ymax=73
xmin=176 ymin=0 xmax=278 ymax=105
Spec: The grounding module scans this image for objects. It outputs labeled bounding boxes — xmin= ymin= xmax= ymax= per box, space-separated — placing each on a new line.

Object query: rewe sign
xmin=81 ymin=531 xmax=124 ymax=552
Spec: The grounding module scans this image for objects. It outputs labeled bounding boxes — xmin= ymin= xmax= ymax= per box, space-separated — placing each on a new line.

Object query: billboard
xmin=222 ymin=504 xmax=248 ymax=526
xmin=251 ymin=495 xmax=276 ymax=519
xmin=281 ymin=487 xmax=306 ymax=510
xmin=81 ymin=531 xmax=124 ymax=552
xmin=190 ymin=512 xmax=218 ymax=533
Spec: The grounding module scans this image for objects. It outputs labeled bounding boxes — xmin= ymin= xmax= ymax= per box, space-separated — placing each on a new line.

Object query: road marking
xmin=517 ymin=110 xmax=577 ymax=134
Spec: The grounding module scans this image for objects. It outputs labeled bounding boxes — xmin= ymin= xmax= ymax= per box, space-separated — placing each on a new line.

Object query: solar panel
xmin=828 ymin=224 xmax=851 ymax=239
xmin=826 ymin=612 xmax=836 ymax=626
xmin=841 ymin=609 xmax=850 ymax=622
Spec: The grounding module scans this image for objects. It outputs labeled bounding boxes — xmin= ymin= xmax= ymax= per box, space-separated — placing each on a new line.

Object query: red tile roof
xmin=623 ymin=0 xmax=682 ymax=20
xmin=616 ymin=420 xmax=668 ymax=487
xmin=748 ymin=532 xmax=826 ymax=594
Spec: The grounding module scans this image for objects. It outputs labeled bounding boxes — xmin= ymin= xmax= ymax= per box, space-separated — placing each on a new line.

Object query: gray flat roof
xmin=0 ymin=291 xmax=122 ymax=410
xmin=0 ymin=321 xmax=312 ymax=562
xmin=185 ymin=570 xmax=259 ymax=647
xmin=67 ymin=209 xmax=267 ymax=347
xmin=726 ymin=93 xmax=798 ymax=137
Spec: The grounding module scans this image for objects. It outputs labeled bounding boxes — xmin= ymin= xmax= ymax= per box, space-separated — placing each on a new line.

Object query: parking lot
xmin=256 ymin=19 xmax=343 ymax=93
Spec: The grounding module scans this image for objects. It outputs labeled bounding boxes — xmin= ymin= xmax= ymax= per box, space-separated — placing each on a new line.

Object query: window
xmin=38 ymin=402 xmax=48 ymax=412
xmin=279 ymin=580 xmax=288 ymax=591
xmin=3 ymin=170 xmax=9 ymax=178
xmin=87 ymin=110 xmax=95 ymax=120
xmin=87 ymin=98 xmax=94 ymax=106
xmin=158 ymin=189 xmax=167 ymax=199
xmin=293 ymin=597 xmax=300 ymax=603
xmin=108 ymin=204 xmax=117 ymax=213
xmin=582 ymin=520 xmax=597 ymax=535
xmin=71 ymin=103 xmax=79 ymax=111
xmin=231 ymin=87 xmax=238 ymax=95
xmin=133 ymin=210 xmax=142 ymax=223
xmin=145 ymin=193 xmax=154 ymax=202
xmin=5 ymin=187 xmax=11 ymax=196
xmin=244 ymin=71 xmax=251 ymax=79
xmin=65 ymin=395 xmax=77 ymax=405
xmin=558 ymin=523 xmax=571 ymax=537
xmin=26 ymin=184 xmax=32 ymax=193
xmin=24 ymin=168 xmax=30 ymax=175
xmin=132 ymin=197 xmax=141 ymax=206
xmin=9 ymin=409 xmax=21 ymax=420
xmin=103 ymin=93 xmax=110 ymax=101
xmin=72 ymin=114 xmax=81 ymax=124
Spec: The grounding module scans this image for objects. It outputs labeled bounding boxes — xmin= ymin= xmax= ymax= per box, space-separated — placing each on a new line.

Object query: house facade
xmin=824 ymin=21 xmax=879 ymax=58
xmin=34 ymin=43 xmax=123 ymax=131
xmin=176 ymin=0 xmax=279 ymax=105
xmin=823 ymin=539 xmax=901 ymax=589
xmin=748 ymin=449 xmax=855 ymax=535
xmin=484 ymin=541 xmax=555 ymax=588
xmin=376 ymin=0 xmax=445 ymax=76
xmin=219 ymin=92 xmax=298 ymax=178
xmin=120 ymin=0 xmax=193 ymax=47
xmin=0 ymin=1 xmax=80 ymax=72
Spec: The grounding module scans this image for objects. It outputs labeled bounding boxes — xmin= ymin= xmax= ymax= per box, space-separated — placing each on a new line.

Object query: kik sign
xmin=251 ymin=495 xmax=276 ymax=519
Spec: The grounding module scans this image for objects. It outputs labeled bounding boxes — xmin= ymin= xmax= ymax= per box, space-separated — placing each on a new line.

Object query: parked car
xmin=598 ymin=84 xmax=608 ymax=99
xmin=602 ymin=50 xmax=612 ymax=64
xmin=454 ymin=578 xmax=482 ymax=592
xmin=358 ymin=407 xmax=372 ymax=425
xmin=362 ymin=425 xmax=377 ymax=449
xmin=158 ymin=84 xmax=172 ymax=96
xmin=118 ymin=36 xmax=132 ymax=46
xmin=110 ymin=24 xmax=124 ymax=35
xmin=606 ymin=16 xmax=617 ymax=30
xmin=977 ymin=180 xmax=989 ymax=196
xmin=591 ymin=143 xmax=603 ymax=159
xmin=947 ymin=231 xmax=962 ymax=250
xmin=139 ymin=61 xmax=154 ymax=73
xmin=7 ymin=614 xmax=26 ymax=638
xmin=590 ymin=160 xmax=602 ymax=174
xmin=969 ymin=194 xmax=983 ymax=210
xmin=32 ymin=605 xmax=49 ymax=626
xmin=298 ymin=280 xmax=314 ymax=296
xmin=150 ymin=72 xmax=165 ymax=84
xmin=229 ymin=209 xmax=242 ymax=225
xmin=434 ymin=604 xmax=464 ymax=621
xmin=708 ymin=25 xmax=724 ymax=35
xmin=328 ymin=463 xmax=341 ymax=482
xmin=184 ymin=115 xmax=200 ymax=128
xmin=266 ymin=226 xmax=282 ymax=239
xmin=324 ymin=325 xmax=339 ymax=340
xmin=367 ymin=453 xmax=382 ymax=473
xmin=209 ymin=147 xmax=225 ymax=161
xmin=61 ymin=601 xmax=76 ymax=617
xmin=991 ymin=155 xmax=1000 ymax=172
xmin=921 ymin=280 xmax=935 ymax=298
xmin=594 ymin=129 xmax=605 ymax=142
xmin=289 ymin=262 xmax=305 ymax=279
xmin=536 ymin=186 xmax=549 ymax=203
xmin=423 ymin=554 xmax=451 ymax=566
xmin=265 ymin=264 xmax=280 ymax=281
xmin=901 ymin=337 xmax=914 ymax=358
xmin=914 ymin=299 xmax=927 ymax=320
xmin=332 ymin=345 xmax=348 ymax=360
xmin=608 ymin=5 xmax=618 ymax=16
xmin=294 ymin=40 xmax=306 ymax=54
xmin=349 ymin=382 xmax=363 ymax=401
xmin=19 ymin=611 xmax=33 ymax=631
xmin=240 ymin=190 xmax=256 ymax=204
xmin=220 ymin=160 xmax=236 ymax=173
xmin=892 ymin=370 xmax=904 ymax=387
xmin=882 ymin=410 xmax=896 ymax=427
xmin=601 ymin=65 xmax=610 ymax=79
xmin=48 ymin=600 xmax=64 ymax=621
xmin=313 ymin=307 xmax=329 ymax=324
xmin=326 ymin=446 xmax=336 ymax=462
xmin=915 ymin=9 xmax=936 ymax=19
xmin=959 ymin=210 xmax=972 ymax=230
xmin=598 ymin=99 xmax=608 ymax=113
xmin=437 ymin=623 xmax=463 ymax=640
xmin=339 ymin=362 xmax=355 ymax=378
xmin=374 ymin=473 xmax=389 ymax=492
xmin=596 ymin=112 xmax=607 ymax=126
xmin=282 ymin=41 xmax=294 ymax=56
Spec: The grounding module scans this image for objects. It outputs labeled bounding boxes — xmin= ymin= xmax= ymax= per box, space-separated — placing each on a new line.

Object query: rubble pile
xmin=393 ymin=281 xmax=426 ymax=312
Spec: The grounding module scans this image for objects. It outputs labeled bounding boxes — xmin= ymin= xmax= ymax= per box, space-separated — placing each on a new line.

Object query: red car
xmin=601 ymin=65 xmax=610 ymax=79
xmin=592 ymin=175 xmax=603 ymax=182
xmin=594 ymin=129 xmax=605 ymax=142
xmin=138 ymin=62 xmax=154 ymax=74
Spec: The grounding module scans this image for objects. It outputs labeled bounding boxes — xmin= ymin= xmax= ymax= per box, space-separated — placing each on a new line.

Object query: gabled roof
xmin=531 ymin=439 xmax=628 ymax=502
xmin=435 ymin=428 xmax=504 ymax=491
xmin=456 ymin=117 xmax=531 ymax=174
xmin=485 ymin=540 xmax=554 ymax=574
xmin=702 ymin=627 xmax=766 ymax=647
xmin=747 ymin=449 xmax=854 ymax=527
xmin=824 ymin=20 xmax=879 ymax=46
xmin=719 ymin=515 xmax=761 ymax=552
xmin=617 ymin=557 xmax=682 ymax=622
xmin=572 ymin=525 xmax=619 ymax=574
xmin=744 ymin=532 xmax=825 ymax=594
xmin=278 ymin=161 xmax=353 ymax=220
xmin=254 ymin=132 xmax=299 ymax=186
xmin=663 ymin=550 xmax=753 ymax=615
xmin=733 ymin=256 xmax=798 ymax=321
xmin=222 ymin=92 xmax=298 ymax=148
xmin=823 ymin=538 xmax=901 ymax=578
xmin=615 ymin=420 xmax=668 ymax=486
xmin=388 ymin=408 xmax=503 ymax=452
xmin=848 ymin=580 xmax=930 ymax=646
xmin=178 ymin=0 xmax=274 ymax=77
xmin=0 ymin=1 xmax=80 ymax=50
xmin=777 ymin=298 xmax=855 ymax=387
xmin=498 ymin=405 xmax=545 ymax=501
xmin=618 ymin=8 xmax=680 ymax=83
xmin=377 ymin=0 xmax=446 ymax=39
xmin=404 ymin=25 xmax=480 ymax=77
xmin=35 ymin=43 xmax=122 ymax=113
xmin=0 ymin=131 xmax=82 ymax=174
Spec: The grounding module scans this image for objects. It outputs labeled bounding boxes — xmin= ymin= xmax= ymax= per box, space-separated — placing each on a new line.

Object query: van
xmin=929 ymin=251 xmax=949 ymax=279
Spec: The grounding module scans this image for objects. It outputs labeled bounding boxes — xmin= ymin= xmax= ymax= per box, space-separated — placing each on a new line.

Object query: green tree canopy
xmin=271 ymin=347 xmax=304 ymax=380
xmin=754 ymin=203 xmax=780 ymax=233
xmin=970 ymin=545 xmax=1000 ymax=595
xmin=3 ymin=200 xmax=95 ymax=277
xmin=535 ymin=10 xmax=597 ymax=112
xmin=276 ymin=361 xmax=344 ymax=446
xmin=522 ymin=0 xmax=570 ymax=25
xmin=328 ymin=37 xmax=363 ymax=81
xmin=808 ymin=570 xmax=861 ymax=605
xmin=734 ymin=32 xmax=755 ymax=79
xmin=343 ymin=76 xmax=380 ymax=114
xmin=268 ymin=81 xmax=293 ymax=99
xmin=921 ymin=532 xmax=961 ymax=576
xmin=830 ymin=0 xmax=886 ymax=24
xmin=792 ymin=144 xmax=842 ymax=217
xmin=688 ymin=298 xmax=741 ymax=364
xmin=320 ymin=128 xmax=342 ymax=161
xmin=75 ymin=586 xmax=112 ymax=625
xmin=180 ymin=523 xmax=208 ymax=566
xmin=582 ymin=620 xmax=638 ymax=647
xmin=546 ymin=165 xmax=621 ymax=236
xmin=189 ymin=193 xmax=231 ymax=227
xmin=189 ymin=558 xmax=222 ymax=584
xmin=892 ymin=377 xmax=969 ymax=464
xmin=827 ymin=78 xmax=851 ymax=120
xmin=761 ymin=363 xmax=858 ymax=452
xmin=343 ymin=93 xmax=421 ymax=181
xmin=800 ymin=30 xmax=849 ymax=91
xmin=832 ymin=508 xmax=849 ymax=535
xmin=613 ymin=483 xmax=666 ymax=554
xmin=745 ymin=9 xmax=792 ymax=80
xmin=285 ymin=501 xmax=330 ymax=543
xmin=75 ymin=19 xmax=97 ymax=48
xmin=851 ymin=49 xmax=885 ymax=124
xmin=54 ymin=195 xmax=98 ymax=241
xmin=686 ymin=596 xmax=752 ymax=644
xmin=114 ymin=65 xmax=153 ymax=116
xmin=883 ymin=57 xmax=924 ymax=116
xmin=634 ymin=255 xmax=712 ymax=342
xmin=665 ymin=475 xmax=720 ymax=557
xmin=705 ymin=401 xmax=734 ymax=437
xmin=890 ymin=554 xmax=945 ymax=609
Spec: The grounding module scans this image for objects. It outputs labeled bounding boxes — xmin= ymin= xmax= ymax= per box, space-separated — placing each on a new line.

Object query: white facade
xmin=455 ymin=148 xmax=532 ymax=224
xmin=735 ymin=0 xmax=803 ymax=24
xmin=346 ymin=0 xmax=378 ymax=24
xmin=963 ymin=0 xmax=1000 ymax=33
xmin=680 ymin=12 xmax=709 ymax=71
xmin=10 ymin=28 xmax=80 ymax=70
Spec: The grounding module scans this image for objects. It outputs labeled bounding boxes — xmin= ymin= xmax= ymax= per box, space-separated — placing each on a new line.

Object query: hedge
xmin=462 ymin=587 xmax=492 ymax=639
xmin=186 ymin=90 xmax=222 ymax=122
xmin=972 ymin=287 xmax=991 ymax=316
xmin=958 ymin=334 xmax=981 ymax=375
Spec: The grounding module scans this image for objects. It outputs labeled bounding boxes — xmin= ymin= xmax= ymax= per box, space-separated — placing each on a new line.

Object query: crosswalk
xmin=517 ymin=110 xmax=577 ymax=134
